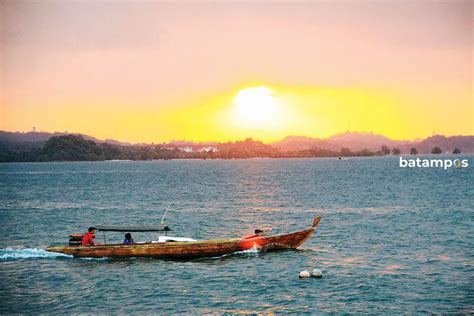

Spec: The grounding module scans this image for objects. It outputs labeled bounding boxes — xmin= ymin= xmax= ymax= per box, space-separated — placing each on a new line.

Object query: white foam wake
xmin=234 ymin=246 xmax=261 ymax=255
xmin=211 ymin=245 xmax=261 ymax=259
xmin=0 ymin=247 xmax=72 ymax=260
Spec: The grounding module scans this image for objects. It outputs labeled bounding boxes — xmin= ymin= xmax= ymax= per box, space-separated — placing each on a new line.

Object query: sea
xmin=0 ymin=157 xmax=472 ymax=314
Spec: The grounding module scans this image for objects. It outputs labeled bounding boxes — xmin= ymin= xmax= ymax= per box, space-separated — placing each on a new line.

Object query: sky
xmin=1 ymin=0 xmax=472 ymax=143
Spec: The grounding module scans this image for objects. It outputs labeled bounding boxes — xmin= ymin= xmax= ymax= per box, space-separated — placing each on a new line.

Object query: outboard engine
xmin=69 ymin=234 xmax=83 ymax=246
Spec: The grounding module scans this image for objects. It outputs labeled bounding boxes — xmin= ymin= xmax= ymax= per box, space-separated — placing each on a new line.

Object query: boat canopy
xmin=94 ymin=225 xmax=171 ymax=232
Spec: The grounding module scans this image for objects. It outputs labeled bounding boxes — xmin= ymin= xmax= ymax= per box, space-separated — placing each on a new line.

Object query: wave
xmin=0 ymin=246 xmax=261 ymax=261
xmin=0 ymin=247 xmax=72 ymax=260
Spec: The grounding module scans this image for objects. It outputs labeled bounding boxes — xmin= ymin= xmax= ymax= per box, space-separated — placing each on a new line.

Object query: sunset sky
xmin=1 ymin=0 xmax=472 ymax=143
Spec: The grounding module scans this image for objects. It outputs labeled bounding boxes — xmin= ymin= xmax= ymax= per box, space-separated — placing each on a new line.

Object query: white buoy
xmin=311 ymin=268 xmax=323 ymax=278
xmin=299 ymin=270 xmax=310 ymax=278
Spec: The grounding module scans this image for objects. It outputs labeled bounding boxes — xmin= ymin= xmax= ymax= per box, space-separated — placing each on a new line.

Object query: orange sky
xmin=1 ymin=1 xmax=472 ymax=143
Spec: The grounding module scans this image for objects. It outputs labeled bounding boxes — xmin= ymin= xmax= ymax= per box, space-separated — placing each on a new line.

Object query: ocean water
xmin=0 ymin=157 xmax=472 ymax=314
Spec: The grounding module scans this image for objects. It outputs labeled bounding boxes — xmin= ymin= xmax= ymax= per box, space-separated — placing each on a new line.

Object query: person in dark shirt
xmin=123 ymin=233 xmax=135 ymax=245
xmin=242 ymin=228 xmax=272 ymax=239
xmin=82 ymin=227 xmax=96 ymax=246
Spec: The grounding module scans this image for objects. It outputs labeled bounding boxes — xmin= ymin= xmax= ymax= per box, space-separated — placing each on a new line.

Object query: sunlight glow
xmin=233 ymin=87 xmax=278 ymax=127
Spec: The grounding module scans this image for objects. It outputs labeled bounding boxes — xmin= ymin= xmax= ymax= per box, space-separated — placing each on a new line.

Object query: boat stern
xmin=46 ymin=246 xmax=75 ymax=256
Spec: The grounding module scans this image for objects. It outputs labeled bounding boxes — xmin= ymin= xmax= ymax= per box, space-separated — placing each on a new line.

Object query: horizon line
xmin=1 ymin=129 xmax=473 ymax=146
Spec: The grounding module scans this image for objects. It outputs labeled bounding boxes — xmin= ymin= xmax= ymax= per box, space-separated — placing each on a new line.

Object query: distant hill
xmin=327 ymin=132 xmax=409 ymax=151
xmin=399 ymin=135 xmax=474 ymax=154
xmin=1 ymin=130 xmax=473 ymax=162
xmin=271 ymin=132 xmax=473 ymax=154
xmin=0 ymin=131 xmax=131 ymax=147
xmin=271 ymin=132 xmax=408 ymax=152
xmin=0 ymin=134 xmax=279 ymax=162
xmin=270 ymin=136 xmax=334 ymax=152
xmin=217 ymin=138 xmax=277 ymax=158
xmin=0 ymin=131 xmax=69 ymax=152
xmin=0 ymin=131 xmax=94 ymax=143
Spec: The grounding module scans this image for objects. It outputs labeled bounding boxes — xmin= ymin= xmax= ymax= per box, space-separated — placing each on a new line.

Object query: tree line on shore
xmin=0 ymin=135 xmax=463 ymax=162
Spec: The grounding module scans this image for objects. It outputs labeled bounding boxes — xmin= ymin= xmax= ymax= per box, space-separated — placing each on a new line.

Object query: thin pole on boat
xmin=161 ymin=202 xmax=172 ymax=226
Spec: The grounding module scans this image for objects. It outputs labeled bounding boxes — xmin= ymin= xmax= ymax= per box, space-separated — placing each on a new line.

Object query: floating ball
xmin=311 ymin=268 xmax=323 ymax=278
xmin=299 ymin=270 xmax=310 ymax=278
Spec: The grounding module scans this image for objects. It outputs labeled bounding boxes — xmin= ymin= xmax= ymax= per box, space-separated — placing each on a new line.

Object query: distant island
xmin=0 ymin=131 xmax=473 ymax=162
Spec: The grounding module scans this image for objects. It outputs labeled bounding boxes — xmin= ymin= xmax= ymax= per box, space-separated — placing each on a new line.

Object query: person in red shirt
xmin=82 ymin=227 xmax=97 ymax=246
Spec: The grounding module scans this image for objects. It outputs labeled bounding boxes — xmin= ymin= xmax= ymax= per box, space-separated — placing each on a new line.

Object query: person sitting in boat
xmin=123 ymin=233 xmax=135 ymax=245
xmin=82 ymin=227 xmax=97 ymax=246
xmin=242 ymin=228 xmax=272 ymax=239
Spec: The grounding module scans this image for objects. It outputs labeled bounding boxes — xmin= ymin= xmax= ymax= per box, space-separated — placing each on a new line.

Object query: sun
xmin=233 ymin=86 xmax=278 ymax=126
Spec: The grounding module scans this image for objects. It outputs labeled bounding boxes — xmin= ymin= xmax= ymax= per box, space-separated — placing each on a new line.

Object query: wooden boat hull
xmin=47 ymin=216 xmax=321 ymax=259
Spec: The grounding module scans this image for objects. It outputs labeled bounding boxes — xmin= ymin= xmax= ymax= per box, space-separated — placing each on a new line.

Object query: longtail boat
xmin=46 ymin=216 xmax=321 ymax=259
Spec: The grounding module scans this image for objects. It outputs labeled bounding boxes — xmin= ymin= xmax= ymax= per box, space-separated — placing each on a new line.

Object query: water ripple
xmin=1 ymin=158 xmax=472 ymax=313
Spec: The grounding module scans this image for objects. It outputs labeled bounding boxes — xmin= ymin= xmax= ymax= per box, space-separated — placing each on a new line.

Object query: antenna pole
xmin=161 ymin=202 xmax=172 ymax=225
